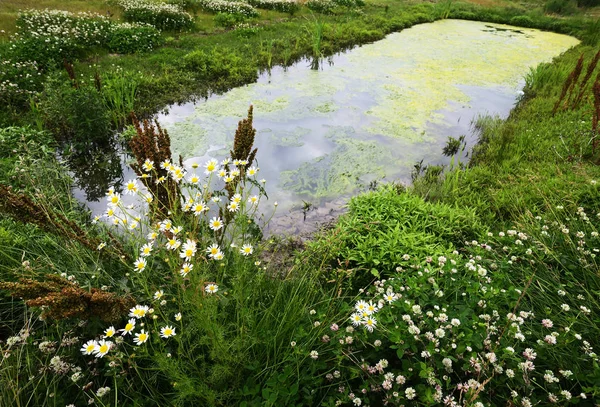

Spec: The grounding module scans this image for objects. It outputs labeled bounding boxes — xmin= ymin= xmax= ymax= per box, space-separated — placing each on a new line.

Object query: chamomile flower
xmin=180 ymin=239 xmax=197 ymax=261
xmin=355 ymin=300 xmax=369 ymax=313
xmin=231 ymin=193 xmax=242 ymax=203
xmin=171 ymin=226 xmax=183 ymax=235
xmin=217 ymin=169 xmax=227 ymax=178
xmin=125 ymin=179 xmax=139 ymax=195
xmin=180 ymin=263 xmax=193 ymax=276
xmin=247 ymin=166 xmax=258 ymax=176
xmin=366 ymin=301 xmax=379 ymax=315
xmin=228 ymin=202 xmax=239 ymax=212
xmin=94 ymin=340 xmax=111 ymax=358
xmin=350 ymin=313 xmax=363 ymax=326
xmin=230 ymin=169 xmax=240 ymax=177
xmin=160 ymin=159 xmax=171 ymax=169
xmin=121 ymin=319 xmax=136 ymax=336
xmin=224 ymin=175 xmax=234 ymax=183
xmin=240 ymin=244 xmax=253 ymax=256
xmin=103 ymin=326 xmax=116 ymax=338
xmin=134 ymin=258 xmax=147 ymax=273
xmin=206 ymin=244 xmax=221 ymax=258
xmin=140 ymin=243 xmax=153 ymax=257
xmin=133 ymin=330 xmax=149 ymax=346
xmin=209 ymin=217 xmax=224 ymax=231
xmin=205 ymin=159 xmax=218 ymax=174
xmin=212 ymin=251 xmax=224 ymax=261
xmin=363 ymin=316 xmax=377 ymax=332
xmin=248 ymin=195 xmax=259 ymax=205
xmin=188 ymin=173 xmax=200 ymax=184
xmin=80 ymin=340 xmax=99 ymax=355
xmin=193 ymin=202 xmax=208 ymax=216
xmin=160 ymin=326 xmax=176 ymax=338
xmin=142 ymin=159 xmax=154 ymax=172
xmin=175 ymin=312 xmax=182 ymax=321
xmin=130 ymin=305 xmax=149 ymax=319
xmin=107 ymin=192 xmax=121 ymax=207
xmin=205 ymin=284 xmax=218 ymax=294
xmin=147 ymin=230 xmax=159 ymax=241
xmin=166 ymin=238 xmax=181 ymax=250
xmin=383 ymin=293 xmax=397 ymax=303
xmin=154 ymin=290 xmax=164 ymax=300
xmin=159 ymin=219 xmax=173 ymax=231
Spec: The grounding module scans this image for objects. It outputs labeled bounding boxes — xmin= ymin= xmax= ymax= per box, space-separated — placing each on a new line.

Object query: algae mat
xmin=158 ymin=19 xmax=578 ymax=229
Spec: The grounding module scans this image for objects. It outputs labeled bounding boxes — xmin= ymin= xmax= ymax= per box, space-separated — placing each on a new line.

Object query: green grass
xmin=1 ymin=0 xmax=600 ymax=405
xmin=413 ymin=44 xmax=600 ymax=225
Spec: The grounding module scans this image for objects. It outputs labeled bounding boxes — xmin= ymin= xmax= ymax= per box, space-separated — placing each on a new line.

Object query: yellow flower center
xmin=139 ymin=334 xmax=147 ymax=342
xmin=164 ymin=329 xmax=172 ymax=336
xmin=125 ymin=323 xmax=134 ymax=331
xmin=99 ymin=344 xmax=108 ymax=353
xmin=86 ymin=345 xmax=95 ymax=352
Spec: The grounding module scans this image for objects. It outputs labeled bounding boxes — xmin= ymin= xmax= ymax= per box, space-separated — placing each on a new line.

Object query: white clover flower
xmin=405 ymin=387 xmax=416 ymax=400
xmin=309 ymin=350 xmax=319 ymax=359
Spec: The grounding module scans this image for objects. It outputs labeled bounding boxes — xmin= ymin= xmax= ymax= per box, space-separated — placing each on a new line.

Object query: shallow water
xmin=74 ymin=19 xmax=578 ymax=235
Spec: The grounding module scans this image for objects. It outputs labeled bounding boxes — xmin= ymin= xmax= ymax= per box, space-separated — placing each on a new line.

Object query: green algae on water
xmin=162 ymin=19 xmax=578 ymax=209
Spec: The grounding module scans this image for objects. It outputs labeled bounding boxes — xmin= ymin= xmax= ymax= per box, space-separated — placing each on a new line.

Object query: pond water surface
xmin=76 ymin=19 xmax=579 ymax=235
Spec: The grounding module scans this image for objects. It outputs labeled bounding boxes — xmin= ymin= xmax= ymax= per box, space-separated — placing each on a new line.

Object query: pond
xmin=75 ymin=19 xmax=579 ymax=235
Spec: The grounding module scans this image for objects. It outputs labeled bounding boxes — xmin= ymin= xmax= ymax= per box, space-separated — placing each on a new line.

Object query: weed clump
xmin=0 ymin=274 xmax=136 ymax=322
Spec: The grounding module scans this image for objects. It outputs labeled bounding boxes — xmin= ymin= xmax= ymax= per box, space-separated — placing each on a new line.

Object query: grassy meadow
xmin=1 ymin=0 xmax=600 ymax=405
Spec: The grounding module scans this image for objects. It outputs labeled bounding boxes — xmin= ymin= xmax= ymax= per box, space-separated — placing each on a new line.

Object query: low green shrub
xmin=544 ymin=0 xmax=579 ymax=15
xmin=7 ymin=9 xmax=163 ymax=69
xmin=117 ymin=0 xmax=195 ymax=31
xmin=306 ymin=186 xmax=483 ymax=288
xmin=247 ymin=0 xmax=300 ymax=14
xmin=576 ymin=0 xmax=600 ymax=6
xmin=107 ymin=23 xmax=162 ymax=54
xmin=332 ymin=0 xmax=365 ymax=7
xmin=213 ymin=11 xmax=247 ymax=28
xmin=306 ymin=0 xmax=335 ymax=14
xmin=509 ymin=15 xmax=536 ymax=28
xmin=197 ymin=0 xmax=259 ymax=17
xmin=0 ymin=59 xmax=43 ymax=108
xmin=182 ymin=48 xmax=258 ymax=87
xmin=40 ymin=74 xmax=112 ymax=146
